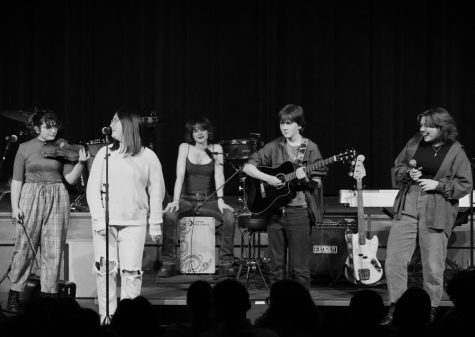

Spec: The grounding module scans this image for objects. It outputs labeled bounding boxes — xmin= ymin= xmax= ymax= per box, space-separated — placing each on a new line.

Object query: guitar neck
xmin=284 ymin=156 xmax=337 ymax=181
xmin=356 ymin=179 xmax=366 ymax=244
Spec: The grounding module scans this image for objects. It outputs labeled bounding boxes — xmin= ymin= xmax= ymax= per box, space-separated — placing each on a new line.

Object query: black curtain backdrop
xmin=1 ymin=0 xmax=474 ymax=196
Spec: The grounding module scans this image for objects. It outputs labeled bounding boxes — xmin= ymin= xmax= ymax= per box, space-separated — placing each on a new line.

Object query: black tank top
xmin=183 ymin=146 xmax=215 ymax=194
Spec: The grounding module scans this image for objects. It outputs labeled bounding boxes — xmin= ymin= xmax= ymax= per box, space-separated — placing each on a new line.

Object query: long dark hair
xmin=110 ymin=108 xmax=143 ymax=156
xmin=417 ymin=107 xmax=458 ymax=143
xmin=184 ymin=117 xmax=216 ymax=144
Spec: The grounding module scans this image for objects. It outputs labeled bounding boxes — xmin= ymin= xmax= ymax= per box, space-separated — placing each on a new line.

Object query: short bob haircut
xmin=417 ymin=107 xmax=458 ymax=143
xmin=184 ymin=117 xmax=216 ymax=144
xmin=110 ymin=107 xmax=143 ymax=156
xmin=28 ymin=108 xmax=61 ymax=131
xmin=278 ymin=104 xmax=306 ymax=133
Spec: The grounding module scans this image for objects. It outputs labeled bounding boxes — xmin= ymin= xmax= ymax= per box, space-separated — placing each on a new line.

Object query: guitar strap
xmin=295 ymin=138 xmax=308 ymax=167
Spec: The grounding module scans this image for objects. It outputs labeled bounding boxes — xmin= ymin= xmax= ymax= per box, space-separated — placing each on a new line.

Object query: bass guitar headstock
xmin=349 ymin=154 xmax=366 ymax=190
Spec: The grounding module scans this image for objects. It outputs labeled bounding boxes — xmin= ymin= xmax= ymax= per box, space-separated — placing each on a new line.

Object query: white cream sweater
xmin=86 ymin=145 xmax=165 ymax=236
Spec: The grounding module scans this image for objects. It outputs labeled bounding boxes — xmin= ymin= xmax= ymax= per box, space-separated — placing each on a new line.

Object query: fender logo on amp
xmin=313 ymin=245 xmax=338 ymax=254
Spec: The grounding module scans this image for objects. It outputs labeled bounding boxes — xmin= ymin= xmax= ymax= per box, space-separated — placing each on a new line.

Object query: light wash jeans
xmin=385 ymin=186 xmax=450 ymax=307
xmin=93 ymin=225 xmax=146 ymax=319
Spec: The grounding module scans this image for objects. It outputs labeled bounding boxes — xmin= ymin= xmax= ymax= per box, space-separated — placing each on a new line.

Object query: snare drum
xmin=220 ymin=139 xmax=258 ymax=160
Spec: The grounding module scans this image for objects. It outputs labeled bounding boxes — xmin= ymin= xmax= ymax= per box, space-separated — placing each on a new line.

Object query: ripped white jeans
xmin=92 ymin=225 xmax=147 ymax=319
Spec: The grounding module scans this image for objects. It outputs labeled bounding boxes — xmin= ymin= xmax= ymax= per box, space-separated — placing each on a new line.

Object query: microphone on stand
xmin=205 ymin=148 xmax=215 ymax=160
xmin=102 ymin=127 xmax=112 ymax=144
xmin=101 ymin=127 xmax=112 ymax=135
xmin=205 ymin=148 xmax=224 ymax=165
xmin=5 ymin=135 xmax=18 ymax=143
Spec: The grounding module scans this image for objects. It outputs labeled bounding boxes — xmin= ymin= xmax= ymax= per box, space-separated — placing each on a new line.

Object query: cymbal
xmin=0 ymin=109 xmax=31 ymax=123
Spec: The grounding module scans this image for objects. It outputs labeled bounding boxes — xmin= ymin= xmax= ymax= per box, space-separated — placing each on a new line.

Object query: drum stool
xmin=236 ymin=215 xmax=270 ymax=291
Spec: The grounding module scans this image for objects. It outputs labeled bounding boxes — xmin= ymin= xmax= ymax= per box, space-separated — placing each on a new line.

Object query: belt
xmin=280 ymin=205 xmax=307 ymax=216
xmin=182 ymin=192 xmax=215 ymax=201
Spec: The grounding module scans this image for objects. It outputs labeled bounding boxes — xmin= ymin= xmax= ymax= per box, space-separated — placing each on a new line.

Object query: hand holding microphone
xmin=408 ymin=159 xmax=422 ymax=182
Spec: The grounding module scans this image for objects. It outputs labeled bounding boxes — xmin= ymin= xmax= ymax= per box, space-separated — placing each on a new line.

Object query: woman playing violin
xmin=7 ymin=109 xmax=89 ymax=313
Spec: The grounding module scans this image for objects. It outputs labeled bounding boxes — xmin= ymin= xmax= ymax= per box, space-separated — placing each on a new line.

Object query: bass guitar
xmin=244 ymin=149 xmax=355 ymax=214
xmin=344 ymin=154 xmax=383 ymax=285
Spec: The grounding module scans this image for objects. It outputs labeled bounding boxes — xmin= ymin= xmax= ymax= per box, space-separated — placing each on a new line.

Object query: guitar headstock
xmin=351 ymin=154 xmax=366 ymax=181
xmin=335 ymin=148 xmax=357 ymax=163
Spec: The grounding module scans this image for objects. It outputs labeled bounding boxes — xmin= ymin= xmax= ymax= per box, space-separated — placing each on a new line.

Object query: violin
xmin=42 ymin=138 xmax=86 ymax=162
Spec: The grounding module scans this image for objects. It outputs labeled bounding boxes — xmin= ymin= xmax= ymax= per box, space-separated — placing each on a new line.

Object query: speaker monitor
xmin=310 ymin=216 xmax=357 ymax=279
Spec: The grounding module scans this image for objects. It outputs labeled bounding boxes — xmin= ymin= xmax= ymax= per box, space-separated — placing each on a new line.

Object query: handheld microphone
xmin=5 ymin=135 xmax=18 ymax=143
xmin=408 ymin=159 xmax=422 ymax=182
xmin=101 ymin=127 xmax=112 ymax=135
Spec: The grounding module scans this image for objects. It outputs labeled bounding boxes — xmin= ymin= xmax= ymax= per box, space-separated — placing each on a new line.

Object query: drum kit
xmin=219 ymin=133 xmax=264 ymax=214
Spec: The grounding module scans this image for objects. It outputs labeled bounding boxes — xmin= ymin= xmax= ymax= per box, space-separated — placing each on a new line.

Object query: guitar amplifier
xmin=310 ymin=215 xmax=357 ymax=279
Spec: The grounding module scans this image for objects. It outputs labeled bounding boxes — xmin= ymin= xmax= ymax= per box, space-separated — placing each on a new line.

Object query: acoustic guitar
xmin=244 ymin=149 xmax=355 ymax=214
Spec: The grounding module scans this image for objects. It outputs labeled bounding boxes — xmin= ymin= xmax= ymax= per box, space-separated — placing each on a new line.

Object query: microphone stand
xmin=0 ymin=140 xmax=14 ymax=172
xmin=102 ymin=133 xmax=112 ymax=325
xmin=193 ymin=162 xmax=243 ymax=215
xmin=191 ymin=160 xmax=243 ymax=280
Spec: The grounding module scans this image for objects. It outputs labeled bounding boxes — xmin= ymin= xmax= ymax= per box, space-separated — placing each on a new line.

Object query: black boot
xmin=40 ymin=291 xmax=57 ymax=298
xmin=7 ymin=289 xmax=21 ymax=313
xmin=381 ymin=303 xmax=395 ymax=326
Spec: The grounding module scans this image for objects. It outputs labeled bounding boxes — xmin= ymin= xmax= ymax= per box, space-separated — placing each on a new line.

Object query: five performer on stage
xmin=4 ymin=104 xmax=473 ymax=324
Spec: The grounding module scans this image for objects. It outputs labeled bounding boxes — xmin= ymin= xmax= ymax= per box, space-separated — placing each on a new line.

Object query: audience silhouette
xmin=436 ymin=269 xmax=475 ymax=336
xmin=346 ymin=289 xmax=395 ymax=336
xmin=255 ymin=279 xmax=321 ymax=337
xmin=391 ymin=286 xmax=432 ymax=337
xmin=3 ymin=272 xmax=473 ymax=337
xmin=201 ymin=278 xmax=277 ymax=337
xmin=165 ymin=280 xmax=213 ymax=337
xmin=111 ymin=296 xmax=157 ymax=337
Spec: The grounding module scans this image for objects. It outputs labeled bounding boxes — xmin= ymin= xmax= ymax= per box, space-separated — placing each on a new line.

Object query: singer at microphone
xmin=384 ymin=107 xmax=473 ymax=323
xmin=5 ymin=135 xmax=18 ymax=143
xmin=407 ymin=159 xmax=422 ymax=182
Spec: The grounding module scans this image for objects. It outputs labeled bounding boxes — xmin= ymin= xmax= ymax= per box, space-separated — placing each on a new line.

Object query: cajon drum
xmin=179 ymin=216 xmax=216 ymax=274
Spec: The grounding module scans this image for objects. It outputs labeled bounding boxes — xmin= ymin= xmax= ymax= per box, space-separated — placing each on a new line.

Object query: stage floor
xmin=0 ymin=191 xmax=459 ymax=322
xmin=0 ymin=267 xmax=456 ymax=326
